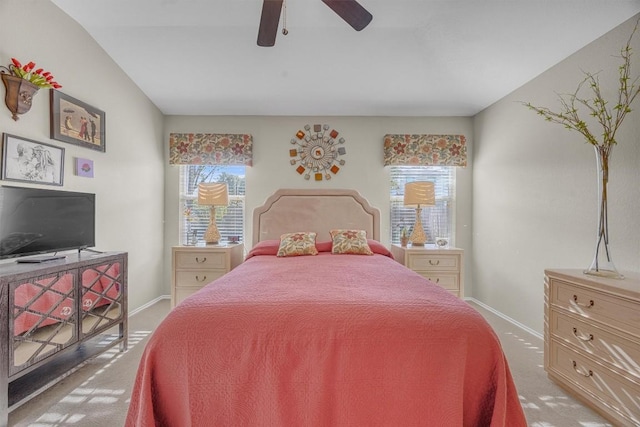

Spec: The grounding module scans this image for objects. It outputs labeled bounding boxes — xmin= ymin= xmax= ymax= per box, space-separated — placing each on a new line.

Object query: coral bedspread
xmin=126 ymin=248 xmax=526 ymax=426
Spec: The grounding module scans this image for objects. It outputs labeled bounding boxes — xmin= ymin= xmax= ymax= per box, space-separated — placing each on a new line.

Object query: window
xmin=179 ymin=165 xmax=246 ymax=245
xmin=390 ymin=166 xmax=455 ymax=244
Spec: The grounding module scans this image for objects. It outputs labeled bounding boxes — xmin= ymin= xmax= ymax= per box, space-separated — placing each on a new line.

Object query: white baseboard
xmin=465 ymin=297 xmax=543 ymax=340
xmin=129 ymin=295 xmax=170 ymax=317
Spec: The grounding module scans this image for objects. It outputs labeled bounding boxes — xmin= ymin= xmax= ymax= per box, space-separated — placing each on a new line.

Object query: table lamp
xmin=404 ymin=181 xmax=435 ymax=246
xmin=197 ymin=182 xmax=229 ymax=244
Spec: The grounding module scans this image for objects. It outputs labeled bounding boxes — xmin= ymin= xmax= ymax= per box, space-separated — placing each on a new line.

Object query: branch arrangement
xmin=523 ymin=19 xmax=640 ymax=149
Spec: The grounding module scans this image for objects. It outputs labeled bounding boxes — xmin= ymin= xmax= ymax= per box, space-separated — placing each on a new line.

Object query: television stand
xmin=0 ymin=251 xmax=128 ymax=425
xmin=15 ymin=255 xmax=67 ymax=264
xmin=79 ymin=247 xmax=104 ymax=255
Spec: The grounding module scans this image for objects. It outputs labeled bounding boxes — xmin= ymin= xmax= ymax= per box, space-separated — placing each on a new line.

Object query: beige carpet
xmin=8 ymin=299 xmax=613 ymax=427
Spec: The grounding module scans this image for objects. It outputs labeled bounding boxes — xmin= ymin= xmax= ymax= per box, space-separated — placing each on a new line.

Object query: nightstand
xmin=390 ymin=244 xmax=464 ymax=297
xmin=171 ymin=243 xmax=244 ymax=307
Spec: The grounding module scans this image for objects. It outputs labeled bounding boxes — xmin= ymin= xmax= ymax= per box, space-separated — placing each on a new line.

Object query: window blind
xmin=389 ymin=165 xmax=455 ymax=244
xmin=179 ymin=165 xmax=245 ymax=245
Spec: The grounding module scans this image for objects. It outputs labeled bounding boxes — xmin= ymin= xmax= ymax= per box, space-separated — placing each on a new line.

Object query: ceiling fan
xmin=257 ymin=0 xmax=373 ymax=47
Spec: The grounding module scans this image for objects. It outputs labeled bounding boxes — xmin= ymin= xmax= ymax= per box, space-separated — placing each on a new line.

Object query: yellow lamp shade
xmin=198 ymin=183 xmax=229 ymax=206
xmin=404 ymin=181 xmax=435 ymax=207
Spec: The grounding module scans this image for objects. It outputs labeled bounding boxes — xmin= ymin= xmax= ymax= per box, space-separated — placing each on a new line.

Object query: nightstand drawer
xmin=175 ymin=270 xmax=226 ymax=287
xmin=175 ymin=287 xmax=205 ymax=304
xmin=391 ymin=245 xmax=464 ymax=298
xmin=175 ymin=251 xmax=227 ymax=269
xmin=415 ymin=272 xmax=459 ymax=291
xmin=172 ymin=244 xmax=243 ymax=308
xmin=407 ymin=254 xmax=459 ymax=272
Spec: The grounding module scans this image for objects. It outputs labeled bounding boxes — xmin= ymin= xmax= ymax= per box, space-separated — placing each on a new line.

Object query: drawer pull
xmin=195 ymin=257 xmax=207 ymax=263
xmin=195 ymin=275 xmax=207 ymax=282
xmin=427 ymin=278 xmax=440 ymax=284
xmin=428 ymin=260 xmax=440 ymax=266
xmin=572 ymin=327 xmax=594 ymax=342
xmin=573 ymin=295 xmax=594 ymax=308
xmin=572 ymin=360 xmax=593 ymax=377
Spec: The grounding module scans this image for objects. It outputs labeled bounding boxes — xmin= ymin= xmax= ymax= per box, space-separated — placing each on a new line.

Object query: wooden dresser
xmin=390 ymin=244 xmax=464 ymax=297
xmin=544 ymin=269 xmax=640 ymax=426
xmin=172 ymin=244 xmax=244 ymax=307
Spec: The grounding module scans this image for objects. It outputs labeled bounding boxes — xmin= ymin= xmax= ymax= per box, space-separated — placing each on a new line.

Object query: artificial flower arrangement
xmin=2 ymin=58 xmax=62 ymax=89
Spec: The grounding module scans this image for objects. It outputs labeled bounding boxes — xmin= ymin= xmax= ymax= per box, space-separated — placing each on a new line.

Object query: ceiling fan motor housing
xmin=258 ymin=0 xmax=372 ymax=47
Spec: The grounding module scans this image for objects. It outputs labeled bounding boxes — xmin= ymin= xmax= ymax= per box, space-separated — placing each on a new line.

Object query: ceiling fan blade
xmin=257 ymin=0 xmax=284 ymax=47
xmin=322 ymin=0 xmax=372 ymax=31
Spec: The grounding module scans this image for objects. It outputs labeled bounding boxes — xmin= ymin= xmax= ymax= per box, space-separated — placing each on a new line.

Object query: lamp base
xmin=409 ymin=207 xmax=428 ymax=245
xmin=204 ymin=207 xmax=221 ymax=244
xmin=204 ymin=227 xmax=220 ymax=244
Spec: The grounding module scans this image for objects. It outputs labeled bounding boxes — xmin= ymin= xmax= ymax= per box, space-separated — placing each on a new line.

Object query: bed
xmin=125 ymin=189 xmax=526 ymax=426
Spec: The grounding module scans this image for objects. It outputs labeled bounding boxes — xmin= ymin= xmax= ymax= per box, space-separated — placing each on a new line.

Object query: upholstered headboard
xmin=252 ymin=189 xmax=380 ymax=246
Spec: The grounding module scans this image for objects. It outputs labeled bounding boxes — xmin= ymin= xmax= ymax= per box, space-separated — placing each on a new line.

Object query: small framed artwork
xmin=75 ymin=157 xmax=94 ymax=178
xmin=50 ymin=90 xmax=106 ymax=152
xmin=1 ymin=133 xmax=64 ymax=186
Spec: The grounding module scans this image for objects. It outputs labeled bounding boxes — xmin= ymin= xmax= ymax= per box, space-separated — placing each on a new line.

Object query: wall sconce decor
xmin=289 ymin=123 xmax=346 ymax=181
xmin=0 ymin=58 xmax=61 ymax=121
xmin=198 ymin=182 xmax=229 ymax=245
xmin=1 ymin=74 xmax=39 ymax=121
xmin=404 ymin=181 xmax=435 ymax=246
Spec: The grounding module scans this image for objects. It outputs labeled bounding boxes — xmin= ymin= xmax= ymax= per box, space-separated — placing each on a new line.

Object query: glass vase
xmin=584 ymin=146 xmax=624 ymax=279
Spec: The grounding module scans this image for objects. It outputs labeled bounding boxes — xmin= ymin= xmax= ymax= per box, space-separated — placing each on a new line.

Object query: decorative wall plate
xmin=289 ymin=124 xmax=346 ymax=181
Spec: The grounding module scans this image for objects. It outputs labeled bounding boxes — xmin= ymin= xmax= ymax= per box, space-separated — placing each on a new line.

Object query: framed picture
xmin=50 ymin=90 xmax=106 ymax=152
xmin=75 ymin=157 xmax=94 ymax=178
xmin=1 ymin=133 xmax=65 ymax=186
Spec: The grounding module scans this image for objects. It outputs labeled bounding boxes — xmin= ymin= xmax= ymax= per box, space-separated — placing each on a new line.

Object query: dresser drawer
xmin=175 ymin=251 xmax=227 ymax=270
xmin=549 ymin=310 xmax=640 ymax=380
xmin=175 ymin=270 xmax=226 ymax=287
xmin=550 ymin=279 xmax=640 ymax=337
xmin=549 ymin=341 xmax=640 ymax=426
xmin=415 ymin=272 xmax=459 ymax=291
xmin=407 ymin=254 xmax=459 ymax=272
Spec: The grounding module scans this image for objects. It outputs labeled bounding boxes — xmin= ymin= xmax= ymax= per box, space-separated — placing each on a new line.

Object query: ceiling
xmin=51 ymin=0 xmax=640 ymax=117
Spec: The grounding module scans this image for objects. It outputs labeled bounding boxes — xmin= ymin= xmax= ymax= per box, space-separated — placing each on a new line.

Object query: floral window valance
xmin=169 ymin=133 xmax=253 ymax=166
xmin=383 ymin=134 xmax=467 ymax=167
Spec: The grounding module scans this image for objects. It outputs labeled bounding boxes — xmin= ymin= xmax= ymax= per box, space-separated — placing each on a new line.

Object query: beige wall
xmin=163 ymin=116 xmax=474 ymax=295
xmin=473 ymin=15 xmax=640 ymax=333
xmin=0 ymin=0 xmax=166 ymax=311
xmin=6 ymin=2 xmax=639 ymax=336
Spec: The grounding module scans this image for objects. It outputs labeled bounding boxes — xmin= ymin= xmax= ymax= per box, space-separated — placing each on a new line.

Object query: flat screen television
xmin=0 ymin=186 xmax=96 ymax=261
